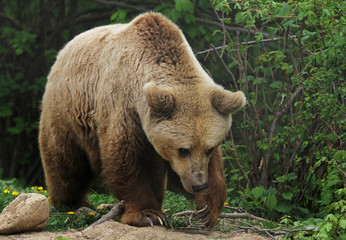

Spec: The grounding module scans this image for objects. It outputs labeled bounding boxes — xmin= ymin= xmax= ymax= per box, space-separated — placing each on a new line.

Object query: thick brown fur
xmin=39 ymin=12 xmax=245 ymax=228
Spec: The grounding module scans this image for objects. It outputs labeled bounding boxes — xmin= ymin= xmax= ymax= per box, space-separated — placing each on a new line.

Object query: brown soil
xmin=1 ymin=220 xmax=270 ymax=240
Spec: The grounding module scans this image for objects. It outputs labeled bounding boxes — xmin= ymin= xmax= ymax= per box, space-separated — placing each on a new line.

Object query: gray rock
xmin=0 ymin=193 xmax=50 ymax=234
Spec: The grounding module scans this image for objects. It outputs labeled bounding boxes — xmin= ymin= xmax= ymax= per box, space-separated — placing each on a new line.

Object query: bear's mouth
xmin=180 ymin=177 xmax=209 ymax=194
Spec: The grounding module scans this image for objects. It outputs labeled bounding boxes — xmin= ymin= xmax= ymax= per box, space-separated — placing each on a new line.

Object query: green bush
xmin=213 ymin=0 xmax=345 ymax=238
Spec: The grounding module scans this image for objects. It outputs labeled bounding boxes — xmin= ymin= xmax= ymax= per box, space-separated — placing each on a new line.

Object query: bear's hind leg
xmin=40 ymin=124 xmax=93 ymax=209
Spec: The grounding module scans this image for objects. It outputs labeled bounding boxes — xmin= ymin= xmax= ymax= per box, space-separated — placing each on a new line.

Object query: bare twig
xmin=223 ymin=205 xmax=245 ymax=213
xmin=84 ymin=200 xmax=125 ymax=230
xmin=173 ymin=208 xmax=268 ymax=222
xmin=96 ymin=203 xmax=115 ymax=211
xmin=0 ymin=13 xmax=23 ymax=29
xmin=195 ymin=17 xmax=270 ymax=38
xmin=221 ymin=212 xmax=269 ymax=222
xmin=91 ymin=0 xmax=147 ymax=12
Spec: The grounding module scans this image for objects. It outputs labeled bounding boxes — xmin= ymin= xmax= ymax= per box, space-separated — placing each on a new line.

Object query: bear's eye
xmin=178 ymin=148 xmax=190 ymax=157
xmin=206 ymin=147 xmax=215 ymax=156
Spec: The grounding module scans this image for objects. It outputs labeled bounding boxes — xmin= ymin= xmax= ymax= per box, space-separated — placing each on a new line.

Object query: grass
xmin=0 ymin=178 xmax=197 ymax=231
xmin=0 ymin=178 xmax=281 ymax=237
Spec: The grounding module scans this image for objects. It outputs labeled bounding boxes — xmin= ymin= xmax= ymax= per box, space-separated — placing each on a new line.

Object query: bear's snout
xmin=192 ymin=183 xmax=209 ymax=192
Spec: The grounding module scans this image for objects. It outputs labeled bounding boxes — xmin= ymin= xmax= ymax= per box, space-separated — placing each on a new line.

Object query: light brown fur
xmin=39 ymin=12 xmax=245 ymax=228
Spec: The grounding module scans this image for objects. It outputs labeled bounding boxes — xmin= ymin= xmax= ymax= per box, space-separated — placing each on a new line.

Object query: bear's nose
xmin=192 ymin=183 xmax=209 ymax=192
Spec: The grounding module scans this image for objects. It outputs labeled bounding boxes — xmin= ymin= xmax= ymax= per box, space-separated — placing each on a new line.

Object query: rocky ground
xmin=1 ymin=220 xmax=271 ymax=240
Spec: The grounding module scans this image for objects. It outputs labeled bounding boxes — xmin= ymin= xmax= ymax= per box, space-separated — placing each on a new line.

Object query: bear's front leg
xmin=119 ymin=171 xmax=171 ymax=228
xmin=194 ymin=148 xmax=227 ymax=228
xmin=100 ymin=128 xmax=170 ymax=227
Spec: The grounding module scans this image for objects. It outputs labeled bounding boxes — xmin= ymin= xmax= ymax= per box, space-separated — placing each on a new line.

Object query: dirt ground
xmin=1 ymin=220 xmax=270 ymax=240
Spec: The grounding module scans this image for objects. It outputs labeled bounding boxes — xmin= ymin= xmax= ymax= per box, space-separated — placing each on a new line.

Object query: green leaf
xmin=325 ymin=222 xmax=333 ymax=232
xmin=251 ymin=186 xmax=264 ymax=200
xmin=110 ymin=9 xmax=127 ymax=23
xmin=255 ymin=32 xmax=264 ymax=41
xmin=333 ymin=150 xmax=346 ymax=162
xmin=268 ymin=186 xmax=276 ymax=196
xmin=340 ymin=219 xmax=346 ymax=229
xmin=266 ymin=195 xmax=277 ymax=210
xmin=276 ymin=201 xmax=292 ymax=213
xmin=276 ymin=4 xmax=290 ymax=17
xmin=184 ymin=14 xmax=195 ymax=24
xmin=287 ymin=173 xmax=297 ymax=180
xmin=282 ymin=19 xmax=299 ymax=28
xmin=321 ymin=190 xmax=333 ymax=205
xmin=282 ymin=192 xmax=293 ymax=200
xmin=269 ymin=81 xmax=282 ymax=89
xmin=175 ymin=0 xmax=194 ymax=13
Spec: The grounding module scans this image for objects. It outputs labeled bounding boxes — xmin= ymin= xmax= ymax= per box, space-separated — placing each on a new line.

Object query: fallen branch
xmin=173 ymin=208 xmax=268 ymax=222
xmin=230 ymin=222 xmax=315 ymax=236
xmin=84 ymin=200 xmax=125 ymax=230
xmin=223 ymin=205 xmax=245 ymax=213
xmin=221 ymin=212 xmax=269 ymax=222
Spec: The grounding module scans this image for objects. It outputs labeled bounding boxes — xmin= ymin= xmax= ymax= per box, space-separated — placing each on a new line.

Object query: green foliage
xmin=213 ymin=0 xmax=345 ymax=238
xmin=163 ymin=191 xmax=195 ymax=227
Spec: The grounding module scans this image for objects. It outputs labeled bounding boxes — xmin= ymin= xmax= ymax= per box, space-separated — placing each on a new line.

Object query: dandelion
xmin=12 ymin=191 xmax=18 ymax=196
xmin=37 ymin=186 xmax=44 ymax=191
xmin=88 ymin=212 xmax=95 ymax=216
xmin=3 ymin=189 xmax=10 ymax=194
xmin=67 ymin=211 xmax=75 ymax=215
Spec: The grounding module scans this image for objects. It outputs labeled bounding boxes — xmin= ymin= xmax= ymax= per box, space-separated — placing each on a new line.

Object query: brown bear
xmin=39 ymin=12 xmax=246 ymax=228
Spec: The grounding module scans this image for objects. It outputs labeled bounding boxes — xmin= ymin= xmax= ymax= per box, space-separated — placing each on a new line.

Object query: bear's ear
xmin=211 ymin=89 xmax=246 ymax=115
xmin=144 ymin=82 xmax=175 ymax=117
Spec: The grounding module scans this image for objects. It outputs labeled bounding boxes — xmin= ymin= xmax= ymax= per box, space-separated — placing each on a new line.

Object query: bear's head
xmin=143 ymin=81 xmax=245 ymax=194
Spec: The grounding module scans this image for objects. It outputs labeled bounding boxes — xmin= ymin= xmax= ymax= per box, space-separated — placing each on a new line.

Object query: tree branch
xmin=0 ymin=12 xmax=23 ymax=29
xmin=195 ymin=17 xmax=270 ymax=39
xmin=196 ymin=36 xmax=282 ymax=55
xmin=261 ymin=85 xmax=303 ymax=186
xmin=84 ymin=200 xmax=125 ymax=231
xmin=91 ymin=0 xmax=147 ymax=12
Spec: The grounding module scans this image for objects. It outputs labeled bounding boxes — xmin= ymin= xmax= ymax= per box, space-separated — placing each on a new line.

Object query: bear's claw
xmin=196 ymin=203 xmax=208 ymax=213
xmin=194 ymin=203 xmax=214 ymax=229
xmin=143 ymin=210 xmax=172 ymax=228
xmin=147 ymin=217 xmax=154 ymax=227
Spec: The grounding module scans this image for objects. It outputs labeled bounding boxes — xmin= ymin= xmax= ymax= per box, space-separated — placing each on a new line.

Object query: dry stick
xmin=84 ymin=200 xmax=125 ymax=230
xmin=223 ymin=205 xmax=245 ymax=213
xmin=173 ymin=208 xmax=268 ymax=222
xmin=221 ymin=212 xmax=269 ymax=222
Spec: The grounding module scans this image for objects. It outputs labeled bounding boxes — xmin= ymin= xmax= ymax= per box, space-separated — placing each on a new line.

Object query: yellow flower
xmin=12 ymin=191 xmax=18 ymax=196
xmin=37 ymin=186 xmax=44 ymax=190
xmin=224 ymin=202 xmax=229 ymax=205
xmin=88 ymin=212 xmax=95 ymax=216
xmin=3 ymin=189 xmax=10 ymax=194
xmin=67 ymin=211 xmax=75 ymax=215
